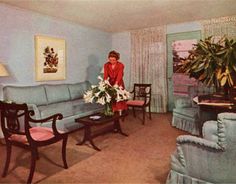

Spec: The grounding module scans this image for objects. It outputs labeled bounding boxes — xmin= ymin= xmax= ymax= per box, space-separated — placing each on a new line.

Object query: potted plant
xmin=180 ymin=36 xmax=236 ymax=98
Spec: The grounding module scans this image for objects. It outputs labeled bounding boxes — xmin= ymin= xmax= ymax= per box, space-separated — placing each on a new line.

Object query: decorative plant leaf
xmin=221 ymin=76 xmax=227 ymax=86
xmin=179 ymin=36 xmax=236 ymax=89
xmin=228 ymin=74 xmax=234 ymax=86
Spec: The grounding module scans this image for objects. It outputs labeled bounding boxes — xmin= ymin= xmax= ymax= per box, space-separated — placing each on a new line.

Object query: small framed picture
xmin=35 ymin=35 xmax=66 ymax=81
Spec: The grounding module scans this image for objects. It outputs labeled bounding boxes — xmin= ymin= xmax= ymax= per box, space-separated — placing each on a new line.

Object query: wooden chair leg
xmin=62 ymin=136 xmax=68 ymax=169
xmin=149 ymin=105 xmax=152 ymax=120
xmin=132 ymin=107 xmax=136 ymax=117
xmin=27 ymin=149 xmax=37 ymax=184
xmin=142 ymin=107 xmax=146 ymax=125
xmin=2 ymin=143 xmax=12 ymax=177
xmin=35 ymin=149 xmax=40 ymax=160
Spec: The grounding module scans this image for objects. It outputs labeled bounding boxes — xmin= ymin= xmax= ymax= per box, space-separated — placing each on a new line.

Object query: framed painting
xmin=35 ymin=35 xmax=66 ymax=81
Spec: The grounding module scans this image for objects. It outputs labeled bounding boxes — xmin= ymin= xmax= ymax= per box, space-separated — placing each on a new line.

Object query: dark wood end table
xmin=193 ymin=94 xmax=236 ymax=136
xmin=75 ymin=112 xmax=128 ymax=151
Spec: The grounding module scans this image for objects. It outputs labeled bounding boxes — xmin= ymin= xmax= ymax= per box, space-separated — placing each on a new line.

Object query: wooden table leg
xmin=76 ymin=125 xmax=101 ymax=151
xmin=114 ymin=119 xmax=128 ymax=137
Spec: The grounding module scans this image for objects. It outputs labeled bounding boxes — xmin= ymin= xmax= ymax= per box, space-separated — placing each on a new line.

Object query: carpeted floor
xmin=0 ymin=112 xmax=187 ymax=184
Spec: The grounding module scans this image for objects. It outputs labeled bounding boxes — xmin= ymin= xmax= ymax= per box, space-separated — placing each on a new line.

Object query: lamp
xmin=0 ymin=63 xmax=9 ymax=143
xmin=0 ymin=63 xmax=9 ymax=77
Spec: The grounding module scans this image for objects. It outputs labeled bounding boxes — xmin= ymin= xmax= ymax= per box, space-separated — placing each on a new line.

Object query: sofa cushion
xmin=38 ymin=101 xmax=73 ymax=119
xmin=175 ymin=97 xmax=192 ymax=108
xmin=68 ymin=81 xmax=91 ymax=100
xmin=45 ymin=84 xmax=70 ymax=104
xmin=3 ymin=85 xmax=47 ymax=106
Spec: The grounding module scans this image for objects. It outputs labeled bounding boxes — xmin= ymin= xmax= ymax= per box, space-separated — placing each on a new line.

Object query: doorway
xmin=167 ymin=31 xmax=201 ymax=111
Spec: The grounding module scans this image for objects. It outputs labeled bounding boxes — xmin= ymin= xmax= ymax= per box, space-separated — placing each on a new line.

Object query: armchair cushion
xmin=202 ymin=120 xmax=218 ymax=143
xmin=175 ymin=97 xmax=192 ymax=108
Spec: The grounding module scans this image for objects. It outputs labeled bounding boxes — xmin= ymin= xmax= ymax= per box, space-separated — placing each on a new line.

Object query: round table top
xmin=193 ymin=96 xmax=234 ymax=107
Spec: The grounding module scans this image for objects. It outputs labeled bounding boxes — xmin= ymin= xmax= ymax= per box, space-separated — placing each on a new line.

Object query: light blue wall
xmin=0 ymin=3 xmax=112 ymax=86
xmin=166 ymin=21 xmax=201 ymax=34
xmin=112 ymin=32 xmax=131 ymax=90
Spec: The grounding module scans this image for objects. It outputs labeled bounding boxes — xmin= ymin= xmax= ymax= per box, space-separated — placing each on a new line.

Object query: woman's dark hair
xmin=108 ymin=50 xmax=120 ymax=60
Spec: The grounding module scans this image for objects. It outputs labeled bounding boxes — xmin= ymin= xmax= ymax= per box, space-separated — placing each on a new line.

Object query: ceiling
xmin=1 ymin=0 xmax=236 ymax=32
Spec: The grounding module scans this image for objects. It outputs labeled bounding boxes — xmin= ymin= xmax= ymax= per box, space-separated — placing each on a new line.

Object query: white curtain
xmin=130 ymin=26 xmax=167 ymax=112
xmin=201 ymin=15 xmax=236 ymax=38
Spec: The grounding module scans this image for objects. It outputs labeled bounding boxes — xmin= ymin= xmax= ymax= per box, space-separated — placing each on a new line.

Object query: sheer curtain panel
xmin=130 ymin=26 xmax=167 ymax=112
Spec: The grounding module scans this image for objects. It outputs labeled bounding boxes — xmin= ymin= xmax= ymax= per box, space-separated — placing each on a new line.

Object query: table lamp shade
xmin=0 ymin=63 xmax=9 ymax=76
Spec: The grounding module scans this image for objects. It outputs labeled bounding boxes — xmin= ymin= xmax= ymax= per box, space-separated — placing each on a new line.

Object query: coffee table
xmin=75 ymin=112 xmax=128 ymax=151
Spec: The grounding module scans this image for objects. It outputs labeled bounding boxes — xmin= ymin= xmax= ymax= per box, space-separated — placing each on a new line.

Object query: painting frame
xmin=35 ymin=35 xmax=66 ymax=81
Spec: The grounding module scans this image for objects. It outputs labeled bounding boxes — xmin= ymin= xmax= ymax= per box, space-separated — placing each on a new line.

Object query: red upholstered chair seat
xmin=127 ymin=100 xmax=145 ymax=106
xmin=9 ymin=127 xmax=59 ymax=144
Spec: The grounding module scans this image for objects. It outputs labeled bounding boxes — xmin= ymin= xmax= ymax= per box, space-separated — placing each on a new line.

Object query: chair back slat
xmin=0 ymin=102 xmax=29 ymax=136
xmin=133 ymin=84 xmax=151 ymax=104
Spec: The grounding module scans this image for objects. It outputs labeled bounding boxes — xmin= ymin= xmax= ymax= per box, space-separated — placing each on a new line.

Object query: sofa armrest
xmin=174 ymin=97 xmax=192 ymax=108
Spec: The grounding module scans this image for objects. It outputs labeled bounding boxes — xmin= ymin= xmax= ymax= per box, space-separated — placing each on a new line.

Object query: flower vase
xmin=104 ymin=103 xmax=114 ymax=116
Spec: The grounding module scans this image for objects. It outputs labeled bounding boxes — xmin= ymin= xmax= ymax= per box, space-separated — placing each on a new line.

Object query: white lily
xmin=97 ymin=75 xmax=103 ymax=81
xmin=97 ymin=96 xmax=106 ymax=105
xmin=104 ymin=79 xmax=112 ymax=86
xmin=98 ymin=85 xmax=105 ymax=91
xmin=91 ymin=85 xmax=96 ymax=89
xmin=83 ymin=90 xmax=94 ymax=103
xmin=94 ymin=91 xmax=100 ymax=97
xmin=105 ymin=92 xmax=111 ymax=103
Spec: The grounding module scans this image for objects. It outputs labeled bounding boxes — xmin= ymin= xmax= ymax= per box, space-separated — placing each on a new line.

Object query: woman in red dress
xmin=104 ymin=50 xmax=127 ymax=112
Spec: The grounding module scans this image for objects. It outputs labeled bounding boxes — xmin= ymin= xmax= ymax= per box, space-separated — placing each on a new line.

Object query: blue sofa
xmin=3 ymin=81 xmax=103 ymax=132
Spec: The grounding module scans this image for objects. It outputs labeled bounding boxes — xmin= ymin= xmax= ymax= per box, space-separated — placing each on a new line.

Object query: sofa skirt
xmin=172 ymin=114 xmax=199 ymax=135
xmin=166 ymin=170 xmax=213 ymax=184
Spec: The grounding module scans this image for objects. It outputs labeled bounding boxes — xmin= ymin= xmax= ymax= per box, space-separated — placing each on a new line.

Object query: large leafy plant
xmin=180 ymin=36 xmax=236 ymax=90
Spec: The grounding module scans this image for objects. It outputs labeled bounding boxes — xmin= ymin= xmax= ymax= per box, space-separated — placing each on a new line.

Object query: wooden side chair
xmin=127 ymin=83 xmax=152 ymax=124
xmin=0 ymin=101 xmax=68 ymax=184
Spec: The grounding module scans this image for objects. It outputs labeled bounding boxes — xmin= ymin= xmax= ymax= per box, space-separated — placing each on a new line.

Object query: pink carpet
xmin=0 ymin=113 xmax=187 ymax=183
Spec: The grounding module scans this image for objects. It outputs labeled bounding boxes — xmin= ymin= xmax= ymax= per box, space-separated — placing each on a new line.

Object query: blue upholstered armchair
xmin=172 ymin=85 xmax=213 ymax=135
xmin=167 ymin=112 xmax=236 ymax=184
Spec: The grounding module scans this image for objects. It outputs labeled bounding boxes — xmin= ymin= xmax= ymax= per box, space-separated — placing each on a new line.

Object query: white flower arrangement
xmin=83 ymin=76 xmax=130 ymax=105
